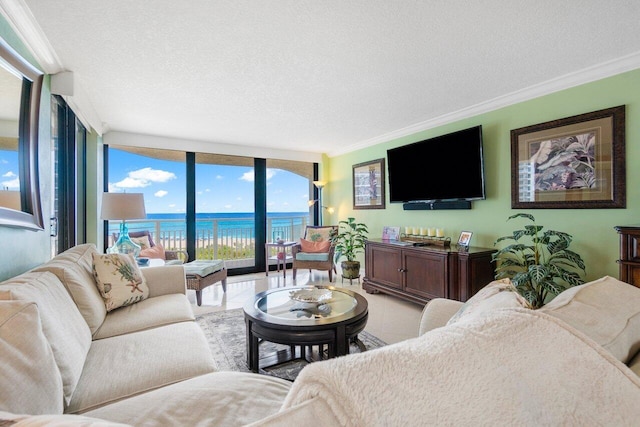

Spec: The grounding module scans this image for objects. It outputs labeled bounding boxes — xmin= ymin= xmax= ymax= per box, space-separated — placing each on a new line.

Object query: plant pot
xmin=341 ymin=260 xmax=360 ymax=279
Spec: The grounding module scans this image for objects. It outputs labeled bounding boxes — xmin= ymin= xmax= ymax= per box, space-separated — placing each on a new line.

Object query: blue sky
xmin=108 ymin=149 xmax=310 ymax=214
xmin=0 ymin=149 xmax=19 ymax=190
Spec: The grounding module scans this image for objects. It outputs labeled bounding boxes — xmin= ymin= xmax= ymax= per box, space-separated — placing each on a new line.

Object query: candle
xmin=436 ymin=228 xmax=445 ymax=238
xmin=405 ymin=226 xmax=412 ymax=235
xmin=428 ymin=227 xmax=436 ymax=237
xmin=419 ymin=227 xmax=427 ymax=236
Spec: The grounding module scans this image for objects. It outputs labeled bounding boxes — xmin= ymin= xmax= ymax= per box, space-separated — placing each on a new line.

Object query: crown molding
xmin=0 ymin=0 xmax=62 ymax=73
xmin=329 ymin=50 xmax=640 ymax=158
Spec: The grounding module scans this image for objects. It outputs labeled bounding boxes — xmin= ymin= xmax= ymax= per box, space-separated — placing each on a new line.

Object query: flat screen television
xmin=387 ymin=125 xmax=485 ymax=203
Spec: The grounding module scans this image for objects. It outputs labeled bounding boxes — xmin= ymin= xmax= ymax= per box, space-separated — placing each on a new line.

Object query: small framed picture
xmin=457 ymin=231 xmax=473 ymax=247
xmin=382 ymin=226 xmax=400 ymax=241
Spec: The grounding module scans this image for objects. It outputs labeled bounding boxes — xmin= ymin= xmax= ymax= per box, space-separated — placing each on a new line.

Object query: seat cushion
xmin=92 ymin=253 xmax=149 ymax=312
xmin=84 ymin=372 xmax=291 ymax=427
xmin=68 ymin=321 xmax=216 ymax=414
xmin=184 ymin=259 xmax=225 ymax=277
xmin=0 ymin=411 xmax=131 ymax=426
xmin=540 ymin=275 xmax=640 ymax=363
xmin=0 ymin=271 xmax=92 ymax=407
xmin=295 ymin=253 xmax=330 ymax=262
xmin=32 ymin=243 xmax=107 ymax=335
xmin=0 ymin=301 xmax=64 ymax=415
xmin=93 ymin=293 xmax=195 ymax=340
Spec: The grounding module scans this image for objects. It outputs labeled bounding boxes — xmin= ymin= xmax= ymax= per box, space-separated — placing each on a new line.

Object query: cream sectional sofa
xmin=4 ymin=245 xmax=640 ymax=426
xmin=0 ymin=244 xmax=291 ymax=426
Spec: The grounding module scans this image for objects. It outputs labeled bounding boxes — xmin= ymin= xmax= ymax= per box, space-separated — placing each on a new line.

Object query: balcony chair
xmin=114 ymin=230 xmax=189 ymax=265
xmin=292 ymin=225 xmax=338 ymax=282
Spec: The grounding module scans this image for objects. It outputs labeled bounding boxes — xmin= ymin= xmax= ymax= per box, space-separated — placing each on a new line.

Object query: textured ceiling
xmin=13 ymin=1 xmax=640 ymax=155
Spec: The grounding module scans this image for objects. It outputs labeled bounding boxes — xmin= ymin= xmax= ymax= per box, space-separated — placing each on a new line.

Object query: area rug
xmin=196 ymin=308 xmax=387 ymax=381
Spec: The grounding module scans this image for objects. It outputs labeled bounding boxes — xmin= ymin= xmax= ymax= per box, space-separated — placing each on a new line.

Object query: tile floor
xmin=188 ymin=268 xmax=424 ymax=344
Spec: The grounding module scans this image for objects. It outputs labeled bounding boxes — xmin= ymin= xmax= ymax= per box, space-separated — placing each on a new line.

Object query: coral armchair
xmin=292 ymin=225 xmax=338 ymax=282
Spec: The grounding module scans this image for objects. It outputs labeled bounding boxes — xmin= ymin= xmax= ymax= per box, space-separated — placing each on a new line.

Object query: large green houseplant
xmin=331 ymin=217 xmax=369 ymax=279
xmin=493 ymin=213 xmax=586 ymax=309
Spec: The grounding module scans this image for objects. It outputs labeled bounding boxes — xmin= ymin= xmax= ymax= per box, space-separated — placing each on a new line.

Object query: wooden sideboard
xmin=363 ymin=239 xmax=496 ymax=305
xmin=615 ymin=225 xmax=640 ymax=287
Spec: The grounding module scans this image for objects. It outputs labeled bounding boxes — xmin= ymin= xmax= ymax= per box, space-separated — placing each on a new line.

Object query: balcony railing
xmin=108 ymin=215 xmax=310 ymax=268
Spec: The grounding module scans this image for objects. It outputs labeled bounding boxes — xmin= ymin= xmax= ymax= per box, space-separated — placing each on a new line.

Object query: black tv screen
xmin=387 ymin=126 xmax=485 ymax=203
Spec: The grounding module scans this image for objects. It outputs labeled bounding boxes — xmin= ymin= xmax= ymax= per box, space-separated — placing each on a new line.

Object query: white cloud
xmin=240 ymin=171 xmax=254 ymax=182
xmin=240 ymin=168 xmax=276 ymax=182
xmin=154 ymin=190 xmax=168 ymax=198
xmin=216 ymin=175 xmax=223 ymax=180
xmin=113 ymin=167 xmax=176 ymax=190
xmin=236 ymin=197 xmax=242 ymax=201
xmin=168 ymin=203 xmax=176 ymax=208
xmin=2 ymin=171 xmax=16 ymax=178
xmin=224 ymin=204 xmax=232 ymax=209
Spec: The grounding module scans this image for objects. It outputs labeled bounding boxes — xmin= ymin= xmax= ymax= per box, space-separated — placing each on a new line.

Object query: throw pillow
xmin=92 ymin=253 xmax=149 ymax=312
xmin=130 ymin=235 xmax=152 ymax=250
xmin=447 ymin=278 xmax=531 ymax=325
xmin=300 ymin=238 xmax=331 ymax=253
xmin=139 ymin=243 xmax=166 ymax=260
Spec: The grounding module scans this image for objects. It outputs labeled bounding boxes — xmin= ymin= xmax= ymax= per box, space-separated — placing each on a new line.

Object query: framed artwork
xmin=511 ymin=105 xmax=625 ymax=209
xmin=353 ymin=158 xmax=385 ymax=209
xmin=457 ymin=231 xmax=473 ymax=247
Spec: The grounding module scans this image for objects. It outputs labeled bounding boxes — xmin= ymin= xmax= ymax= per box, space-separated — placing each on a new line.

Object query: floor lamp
xmin=101 ymin=192 xmax=146 ymax=257
xmin=309 ymin=181 xmax=333 ymax=226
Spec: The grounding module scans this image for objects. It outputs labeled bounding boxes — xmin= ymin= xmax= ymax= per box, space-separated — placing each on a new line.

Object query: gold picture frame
xmin=511 ymin=105 xmax=625 ymax=209
xmin=353 ymin=158 xmax=385 ymax=209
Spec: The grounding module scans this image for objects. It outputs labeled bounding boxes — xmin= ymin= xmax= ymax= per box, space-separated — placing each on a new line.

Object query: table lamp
xmin=101 ymin=192 xmax=146 ymax=257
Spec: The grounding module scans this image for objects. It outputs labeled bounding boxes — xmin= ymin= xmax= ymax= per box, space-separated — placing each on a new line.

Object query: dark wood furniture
xmin=243 ymin=286 xmax=368 ymax=374
xmin=614 ymin=225 xmax=640 ymax=287
xmin=363 ymin=239 xmax=496 ymax=305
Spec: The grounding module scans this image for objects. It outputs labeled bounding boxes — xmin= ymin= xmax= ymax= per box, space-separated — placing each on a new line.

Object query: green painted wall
xmin=326 ymin=69 xmax=640 ymax=282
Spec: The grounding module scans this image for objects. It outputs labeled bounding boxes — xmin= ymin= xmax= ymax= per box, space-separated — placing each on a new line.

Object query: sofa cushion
xmin=0 ymin=271 xmax=92 ymax=407
xmin=139 ymin=243 xmax=165 ymax=260
xmin=299 ymin=238 xmax=330 ymax=253
xmin=295 ymin=252 xmax=330 ymax=262
xmin=84 ymin=372 xmax=291 ymax=427
xmin=32 ymin=243 xmax=107 ymax=335
xmin=68 ymin=321 xmax=216 ymax=414
xmin=447 ymin=278 xmax=530 ymax=325
xmin=92 ymin=253 xmax=149 ymax=312
xmin=0 ymin=411 xmax=130 ymax=426
xmin=0 ymin=301 xmax=64 ymax=415
xmin=540 ymin=275 xmax=640 ymax=363
xmin=130 ymin=235 xmax=152 ymax=250
xmin=93 ymin=293 xmax=195 ymax=340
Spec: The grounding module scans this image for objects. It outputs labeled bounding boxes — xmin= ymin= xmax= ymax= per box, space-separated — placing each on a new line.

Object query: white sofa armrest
xmin=418 ymin=298 xmax=464 ymax=336
xmin=141 ymin=265 xmax=186 ymax=297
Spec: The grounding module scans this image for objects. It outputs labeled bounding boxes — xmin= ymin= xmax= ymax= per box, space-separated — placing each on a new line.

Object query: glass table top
xmin=254 ymin=286 xmax=358 ymax=321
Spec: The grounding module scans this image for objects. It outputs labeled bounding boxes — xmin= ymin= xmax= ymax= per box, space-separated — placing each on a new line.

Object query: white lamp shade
xmin=101 ymin=193 xmax=146 ymax=220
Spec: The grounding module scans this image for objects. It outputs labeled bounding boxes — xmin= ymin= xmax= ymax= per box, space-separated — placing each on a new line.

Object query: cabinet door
xmin=403 ymin=250 xmax=447 ymax=300
xmin=367 ymin=244 xmax=403 ymax=290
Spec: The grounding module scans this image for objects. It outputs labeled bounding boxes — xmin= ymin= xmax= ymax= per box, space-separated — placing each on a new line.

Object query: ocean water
xmin=110 ymin=212 xmax=309 ymax=240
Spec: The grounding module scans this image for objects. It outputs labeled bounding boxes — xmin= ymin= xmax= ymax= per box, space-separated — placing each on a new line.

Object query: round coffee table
xmin=243 ymin=285 xmax=368 ymax=373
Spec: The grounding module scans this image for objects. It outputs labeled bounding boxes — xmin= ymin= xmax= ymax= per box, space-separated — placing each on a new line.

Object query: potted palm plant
xmin=331 ymin=217 xmax=369 ymax=280
xmin=493 ymin=213 xmax=586 ymax=309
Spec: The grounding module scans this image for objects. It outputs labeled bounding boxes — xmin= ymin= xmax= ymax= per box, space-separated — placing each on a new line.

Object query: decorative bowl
xmin=136 ymin=257 xmax=150 ymax=266
xmin=289 ymin=288 xmax=332 ymax=304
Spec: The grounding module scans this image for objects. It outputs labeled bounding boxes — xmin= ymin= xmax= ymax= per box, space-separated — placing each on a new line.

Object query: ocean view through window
xmin=107 ymin=147 xmax=312 ymax=270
